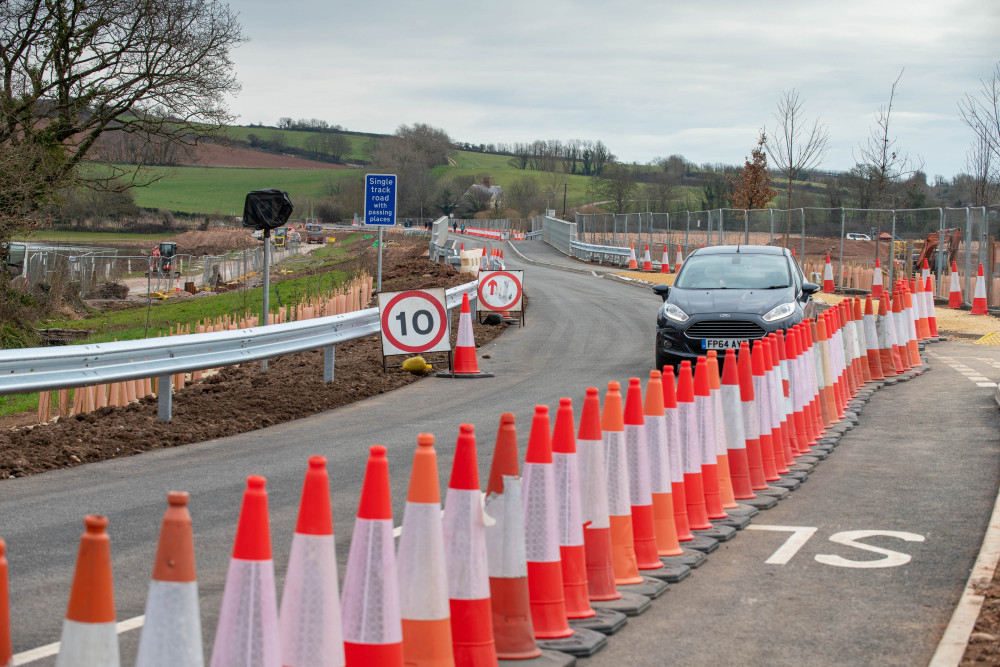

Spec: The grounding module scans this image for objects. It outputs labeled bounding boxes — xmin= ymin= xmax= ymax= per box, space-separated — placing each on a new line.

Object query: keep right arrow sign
xmin=477 ymin=270 xmax=523 ymax=312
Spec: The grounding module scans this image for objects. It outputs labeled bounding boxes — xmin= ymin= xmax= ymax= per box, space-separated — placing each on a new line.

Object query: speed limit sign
xmin=477 ymin=270 xmax=523 ymax=312
xmin=378 ymin=288 xmax=450 ymax=356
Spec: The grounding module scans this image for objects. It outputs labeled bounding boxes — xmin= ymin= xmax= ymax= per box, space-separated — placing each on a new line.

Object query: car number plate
xmin=702 ymin=338 xmax=745 ymax=350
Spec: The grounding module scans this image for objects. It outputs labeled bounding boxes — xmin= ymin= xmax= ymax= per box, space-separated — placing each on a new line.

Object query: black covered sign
xmin=242 ymin=189 xmax=294 ymax=231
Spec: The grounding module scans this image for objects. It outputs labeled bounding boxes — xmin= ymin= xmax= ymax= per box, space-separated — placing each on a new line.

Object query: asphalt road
xmin=2 ymin=237 xmax=998 ymax=665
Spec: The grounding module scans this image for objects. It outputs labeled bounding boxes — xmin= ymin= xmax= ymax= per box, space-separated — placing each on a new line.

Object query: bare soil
xmin=186 ymin=143 xmax=352 ymax=170
xmin=0 ymin=243 xmax=504 ymax=479
xmin=964 ymin=564 xmax=1000 ymax=664
xmin=161 ymin=228 xmax=262 ymax=256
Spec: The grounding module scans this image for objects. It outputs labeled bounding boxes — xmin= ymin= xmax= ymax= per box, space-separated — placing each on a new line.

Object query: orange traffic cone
xmin=627 ymin=245 xmax=638 ymax=270
xmin=661 ymin=366 xmax=693 ymax=542
xmin=601 ymin=383 xmax=642 ymax=585
xmin=949 ymin=261 xmax=963 ymax=308
xmin=678 ymin=361 xmax=712 ymax=530
xmin=660 ymin=246 xmax=670 ymax=274
xmin=136 ymin=493 xmax=202 ymax=667
xmin=891 ymin=292 xmax=912 ymax=372
xmin=484 ymin=414 xmax=542 ymax=660
xmin=926 ymin=276 xmax=940 ymax=337
xmin=523 ymin=406 xmax=573 ymax=639
xmin=863 ymin=297 xmax=884 ymax=381
xmin=437 ymin=292 xmax=493 ymax=378
xmin=876 ymin=295 xmax=898 ymax=377
xmin=551 ymin=399 xmax=594 ymax=618
xmin=902 ymin=286 xmax=922 ymax=367
xmin=576 ymin=388 xmax=620 ymax=602
xmin=707 ymin=351 xmax=741 ymax=505
xmin=443 ymin=425 xmax=496 ymax=665
xmin=674 ymin=245 xmax=683 ymax=273
xmin=914 ymin=277 xmax=931 ymax=340
xmin=721 ymin=349 xmax=752 ymax=499
xmin=279 ymin=458 xmax=344 ymax=667
xmin=644 ymin=371 xmax=682 ymax=556
xmin=972 ymin=263 xmax=988 ymax=315
xmin=212 ymin=477 xmax=281 ymax=666
xmin=765 ymin=336 xmax=794 ymax=473
xmin=693 ymin=359 xmax=727 ymax=518
xmin=823 ymin=253 xmax=835 ymax=292
xmin=853 ymin=298 xmax=873 ymax=384
xmin=0 ymin=539 xmax=8 ymax=667
xmin=872 ymin=257 xmax=883 ymax=299
xmin=752 ymin=341 xmax=779 ymax=483
xmin=641 ymin=244 xmax=652 ymax=271
xmin=398 ymin=436 xmax=453 ymax=667
xmin=342 ymin=447 xmax=403 ymax=666
xmin=623 ymin=378 xmax=665 ymax=571
xmin=57 ymin=516 xmax=119 ymax=667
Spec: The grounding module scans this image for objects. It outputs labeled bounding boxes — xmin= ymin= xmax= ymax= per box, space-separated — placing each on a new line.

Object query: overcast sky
xmin=225 ymin=0 xmax=999 ymax=179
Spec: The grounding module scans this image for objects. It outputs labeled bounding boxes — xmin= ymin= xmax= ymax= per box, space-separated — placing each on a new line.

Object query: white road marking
xmin=815 ymin=530 xmax=925 ymax=568
xmin=977 ymin=382 xmax=997 ymax=387
xmin=746 ymin=525 xmax=818 ymax=565
xmin=13 ymin=615 xmax=146 ymax=665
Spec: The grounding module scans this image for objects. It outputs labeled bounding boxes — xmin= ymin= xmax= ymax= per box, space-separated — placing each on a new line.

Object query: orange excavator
xmin=913 ymin=228 xmax=962 ymax=273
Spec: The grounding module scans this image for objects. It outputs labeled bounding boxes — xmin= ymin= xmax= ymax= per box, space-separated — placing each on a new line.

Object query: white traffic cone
xmin=211 ymin=477 xmax=281 ymax=667
xmin=437 ymin=293 xmax=493 ymax=378
xmin=279 ymin=457 xmax=344 ymax=667
xmin=136 ymin=493 xmax=203 ymax=667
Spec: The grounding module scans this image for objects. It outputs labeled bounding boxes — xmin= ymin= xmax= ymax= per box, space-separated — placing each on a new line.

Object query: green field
xmin=223 ymin=127 xmax=375 ymax=162
xmin=13 ymin=230 xmax=177 ymax=243
xmin=128 ymin=166 xmax=362 ymax=214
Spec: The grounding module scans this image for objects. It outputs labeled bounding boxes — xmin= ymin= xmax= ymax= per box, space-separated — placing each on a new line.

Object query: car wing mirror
xmin=801 ymin=282 xmax=820 ymax=297
xmin=652 ymin=284 xmax=670 ymax=301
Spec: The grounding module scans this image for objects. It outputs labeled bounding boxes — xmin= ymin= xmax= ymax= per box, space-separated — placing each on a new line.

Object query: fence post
xmin=324 ymin=345 xmax=335 ymax=383
xmin=837 ymin=208 xmax=845 ymax=289
xmin=966 ymin=207 xmax=973 ymax=307
xmin=799 ymin=209 xmax=806 ymax=265
xmin=157 ymin=374 xmax=172 ymax=421
xmin=888 ymin=211 xmax=897 ymax=288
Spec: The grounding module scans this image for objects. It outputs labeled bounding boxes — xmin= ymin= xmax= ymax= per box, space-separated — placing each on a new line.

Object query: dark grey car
xmin=653 ymin=245 xmax=820 ymax=370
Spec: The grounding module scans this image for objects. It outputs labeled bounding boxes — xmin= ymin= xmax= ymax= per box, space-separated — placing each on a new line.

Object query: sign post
xmin=364 ymin=173 xmax=397 ymax=292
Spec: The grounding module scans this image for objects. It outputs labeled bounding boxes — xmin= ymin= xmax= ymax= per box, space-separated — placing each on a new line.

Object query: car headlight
xmin=663 ymin=303 xmax=689 ymax=323
xmin=763 ymin=302 xmax=795 ymax=322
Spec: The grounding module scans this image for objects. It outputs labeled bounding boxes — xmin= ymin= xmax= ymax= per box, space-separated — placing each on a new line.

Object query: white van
xmin=845 ymin=233 xmax=871 ymax=241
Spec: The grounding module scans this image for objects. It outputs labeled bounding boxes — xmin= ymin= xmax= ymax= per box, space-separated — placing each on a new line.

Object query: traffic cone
xmin=211 ymin=477 xmax=281 ymax=667
xmin=277 ymin=458 xmax=345 ymax=667
xmin=785 ymin=327 xmax=813 ymax=454
xmin=627 ymin=245 xmax=638 ymax=270
xmin=641 ymin=244 xmax=652 ymax=271
xmin=914 ymin=277 xmax=931 ymax=340
xmin=601 ymin=383 xmax=642 ymax=585
xmin=443 ymin=425 xmax=496 ymax=665
xmin=864 ymin=297 xmax=884 ymax=381
xmin=738 ymin=343 xmax=768 ymax=492
xmin=721 ymin=350 xmax=752 ymax=499
xmin=398 ymin=436 xmax=452 ymax=667
xmin=872 ymin=257 xmax=883 ymax=299
xmin=551 ymin=398 xmax=593 ymax=619
xmin=660 ymin=246 xmax=670 ymax=274
xmin=661 ymin=366 xmax=692 ymax=542
xmin=891 ymin=292 xmax=912 ymax=372
xmin=972 ymin=263 xmax=988 ymax=315
xmin=623 ymin=378 xmax=665 ymax=570
xmin=136 ymin=493 xmax=202 ymax=667
xmin=437 ymin=293 xmax=493 ymax=378
xmin=922 ymin=258 xmax=931 ymax=283
xmin=677 ymin=361 xmax=712 ymax=529
xmin=56 ymin=516 xmax=119 ymax=667
xmin=766 ymin=335 xmax=794 ymax=470
xmin=674 ymin=245 xmax=683 ymax=273
xmin=926 ymin=276 xmax=940 ymax=337
xmin=0 ymin=539 xmax=7 ymax=667
xmin=644 ymin=371 xmax=682 ymax=556
xmin=706 ymin=352 xmax=738 ymax=503
xmin=342 ymin=447 xmax=403 ymax=666
xmin=483 ymin=413 xmax=543 ymax=660
xmin=823 ymin=253 xmax=835 ymax=292
xmin=853 ymin=298 xmax=873 ymax=384
xmin=949 ymin=261 xmax=963 ymax=308
xmin=751 ymin=341 xmax=779 ymax=483
xmin=693 ymin=360 xmax=727 ymax=518
xmin=876 ymin=295 xmax=898 ymax=376
xmin=902 ymin=286 xmax=922 ymax=366
xmin=524 ymin=406 xmax=573 ymax=638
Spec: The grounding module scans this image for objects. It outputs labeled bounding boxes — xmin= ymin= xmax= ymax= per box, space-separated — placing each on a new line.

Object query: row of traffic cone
xmin=627 ymin=244 xmax=685 ymax=273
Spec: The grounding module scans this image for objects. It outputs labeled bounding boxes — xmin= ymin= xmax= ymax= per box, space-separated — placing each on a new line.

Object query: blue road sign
xmin=364 ymin=173 xmax=397 ymax=226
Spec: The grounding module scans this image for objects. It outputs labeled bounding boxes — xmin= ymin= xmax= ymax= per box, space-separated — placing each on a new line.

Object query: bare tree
xmin=966 ymin=134 xmax=999 ymax=206
xmin=960 ymin=62 xmax=1000 ymax=165
xmin=854 ymin=70 xmax=922 ymax=210
xmin=0 ymin=0 xmax=245 ymax=241
xmin=765 ymin=89 xmax=830 ymax=241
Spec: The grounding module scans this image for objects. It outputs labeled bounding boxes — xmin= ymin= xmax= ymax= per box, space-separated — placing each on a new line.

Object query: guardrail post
xmin=324 ymin=345 xmax=335 ymax=383
xmin=157 ymin=375 xmax=172 ymax=422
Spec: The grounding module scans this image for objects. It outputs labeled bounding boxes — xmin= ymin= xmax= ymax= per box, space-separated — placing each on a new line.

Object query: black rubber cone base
xmin=693 ymin=523 xmax=737 ymax=542
xmin=500 ymin=649 xmax=577 ymax=667
xmin=536 ymin=627 xmax=607 ymax=658
xmin=737 ymin=494 xmax=779 ymax=510
xmin=618 ymin=576 xmax=669 ymax=599
xmin=678 ymin=533 xmax=719 ymax=553
xmin=783 ymin=470 xmax=809 ymax=482
xmin=661 ymin=547 xmax=707 ymax=568
xmin=591 ymin=591 xmax=651 ymax=617
xmin=882 ymin=376 xmax=899 ymax=385
xmin=758 ymin=485 xmax=790 ymax=499
xmin=639 ymin=559 xmax=691 ymax=583
xmin=728 ymin=503 xmax=760 ymax=517
xmin=768 ymin=476 xmax=801 ymax=491
xmin=712 ymin=512 xmax=752 ymax=530
xmin=789 ymin=462 xmax=815 ymax=474
xmin=569 ymin=607 xmax=628 ymax=635
xmin=436 ymin=370 xmax=494 ymax=378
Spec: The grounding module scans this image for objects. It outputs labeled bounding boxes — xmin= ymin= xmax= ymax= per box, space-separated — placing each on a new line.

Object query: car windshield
xmin=674 ymin=253 xmax=791 ymax=289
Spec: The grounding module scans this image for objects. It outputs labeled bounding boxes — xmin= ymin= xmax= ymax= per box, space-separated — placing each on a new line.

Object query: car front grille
xmin=685 ymin=320 xmax=766 ymax=339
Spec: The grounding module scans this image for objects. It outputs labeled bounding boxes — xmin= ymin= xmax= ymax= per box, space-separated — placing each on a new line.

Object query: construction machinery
xmin=150 ymin=241 xmax=180 ymax=276
xmin=273 ymin=227 xmax=287 ymax=248
xmin=914 ymin=228 xmax=963 ymax=273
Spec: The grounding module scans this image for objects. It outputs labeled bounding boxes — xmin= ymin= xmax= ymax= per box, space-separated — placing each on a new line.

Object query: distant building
xmin=463 ymin=176 xmax=505 ymax=208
